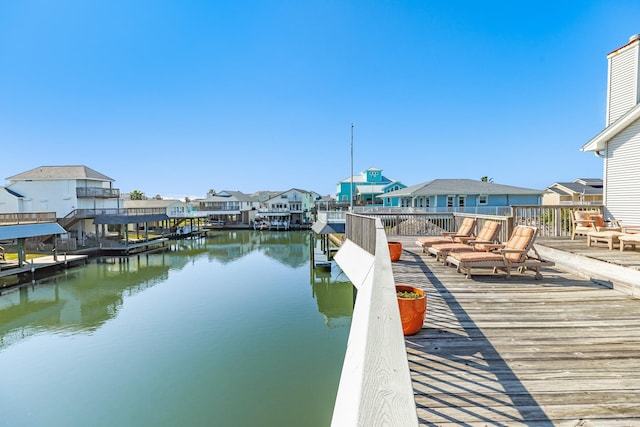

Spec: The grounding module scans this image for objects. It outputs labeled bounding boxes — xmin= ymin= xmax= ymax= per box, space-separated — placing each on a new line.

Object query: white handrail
xmin=331 ymin=216 xmax=418 ymax=427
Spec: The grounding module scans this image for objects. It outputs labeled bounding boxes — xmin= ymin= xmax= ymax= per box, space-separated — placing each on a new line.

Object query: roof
xmin=0 ymin=222 xmax=67 ymax=240
xmin=6 ymin=166 xmax=115 ymax=182
xmin=93 ymin=214 xmax=169 ymax=225
xmin=545 ymin=182 xmax=603 ymax=196
xmin=382 ymin=179 xmax=542 ymax=198
xmin=124 ymin=200 xmax=184 ymax=208
xmin=217 ymin=191 xmax=257 ymax=202
xmin=312 ymin=221 xmax=345 ymax=234
xmin=582 ymin=103 xmax=640 ymax=152
xmin=0 ymin=187 xmax=24 ymax=198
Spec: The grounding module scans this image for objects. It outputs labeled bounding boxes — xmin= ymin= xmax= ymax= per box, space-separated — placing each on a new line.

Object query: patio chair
xmin=427 ymin=220 xmax=502 ymax=263
xmin=446 ymin=225 xmax=552 ymax=280
xmin=571 ymin=210 xmax=620 ymax=240
xmin=415 ymin=217 xmax=477 ymax=252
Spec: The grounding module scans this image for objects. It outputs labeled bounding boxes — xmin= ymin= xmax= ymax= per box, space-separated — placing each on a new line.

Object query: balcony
xmin=76 ymin=187 xmax=120 ymax=198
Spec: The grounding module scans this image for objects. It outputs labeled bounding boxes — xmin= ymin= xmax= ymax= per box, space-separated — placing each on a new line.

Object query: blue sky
xmin=1 ymin=1 xmax=639 ymax=199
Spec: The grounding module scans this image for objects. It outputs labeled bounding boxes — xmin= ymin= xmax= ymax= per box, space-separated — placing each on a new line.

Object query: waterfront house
xmin=336 ymin=167 xmax=405 ymax=206
xmin=379 ymin=179 xmax=541 ymax=214
xmin=541 ymin=178 xmax=603 ymax=205
xmin=124 ymin=199 xmax=192 ymax=232
xmin=195 ymin=190 xmax=261 ymax=225
xmin=2 ymin=165 xmax=121 ymax=240
xmin=260 ymin=188 xmax=320 ymax=225
xmin=581 ymin=34 xmax=640 ymax=224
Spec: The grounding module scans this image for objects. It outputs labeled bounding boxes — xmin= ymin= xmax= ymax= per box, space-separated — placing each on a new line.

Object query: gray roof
xmin=218 ymin=191 xmax=257 ymax=202
xmin=312 ymin=221 xmax=345 ymax=234
xmin=6 ymin=166 xmax=114 ymax=182
xmin=93 ymin=214 xmax=169 ymax=225
xmin=0 ymin=222 xmax=67 ymax=240
xmin=0 ymin=187 xmax=24 ymax=198
xmin=124 ymin=200 xmax=182 ymax=208
xmin=382 ymin=179 xmax=542 ymax=198
xmin=545 ymin=182 xmax=603 ymax=196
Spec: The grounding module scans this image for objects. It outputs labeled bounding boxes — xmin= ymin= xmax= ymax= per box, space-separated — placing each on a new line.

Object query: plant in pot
xmin=396 ymin=285 xmax=426 ymax=336
xmin=388 ymin=241 xmax=403 ymax=262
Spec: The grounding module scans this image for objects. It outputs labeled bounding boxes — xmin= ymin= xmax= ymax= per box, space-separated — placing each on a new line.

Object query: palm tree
xmin=130 ymin=189 xmax=145 ymax=200
xmin=207 ymin=188 xmax=217 ymax=197
xmin=481 ymin=176 xmax=494 ymax=183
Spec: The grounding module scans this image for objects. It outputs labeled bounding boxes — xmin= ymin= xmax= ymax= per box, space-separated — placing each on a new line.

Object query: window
xmin=479 ymin=195 xmax=488 ymax=205
xmin=447 ymin=196 xmax=454 ymax=208
xmin=458 ymin=196 xmax=465 ymax=207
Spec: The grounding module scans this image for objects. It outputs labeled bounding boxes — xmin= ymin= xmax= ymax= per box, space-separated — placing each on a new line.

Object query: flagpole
xmin=350 ymin=123 xmax=354 ymax=212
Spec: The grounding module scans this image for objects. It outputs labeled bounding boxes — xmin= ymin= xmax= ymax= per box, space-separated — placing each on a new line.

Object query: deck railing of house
xmin=512 ymin=204 xmax=605 ymax=238
xmin=76 ymin=187 xmax=120 ymax=198
xmin=0 ymin=212 xmax=57 ymax=224
xmin=331 ymin=213 xmax=418 ymax=427
xmin=354 ymin=205 xmax=607 ymax=240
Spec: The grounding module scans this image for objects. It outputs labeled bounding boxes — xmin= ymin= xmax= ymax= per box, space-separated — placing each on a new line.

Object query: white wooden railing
xmin=331 ymin=213 xmax=418 ymax=427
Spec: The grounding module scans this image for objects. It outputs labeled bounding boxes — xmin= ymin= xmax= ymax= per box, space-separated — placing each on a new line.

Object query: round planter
xmin=388 ymin=241 xmax=403 ymax=262
xmin=396 ymin=285 xmax=426 ymax=336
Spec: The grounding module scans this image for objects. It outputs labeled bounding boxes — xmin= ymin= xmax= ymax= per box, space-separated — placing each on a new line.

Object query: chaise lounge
xmin=446 ymin=225 xmax=552 ymax=280
xmin=427 ymin=220 xmax=502 ymax=263
xmin=416 ymin=217 xmax=477 ymax=253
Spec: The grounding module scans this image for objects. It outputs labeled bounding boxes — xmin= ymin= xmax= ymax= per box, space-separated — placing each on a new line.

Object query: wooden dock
xmin=390 ymin=236 xmax=640 ymax=426
xmin=0 ymin=254 xmax=89 ymax=280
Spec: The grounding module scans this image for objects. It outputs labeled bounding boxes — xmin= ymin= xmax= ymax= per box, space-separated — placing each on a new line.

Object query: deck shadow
xmin=398 ymin=251 xmax=554 ymax=426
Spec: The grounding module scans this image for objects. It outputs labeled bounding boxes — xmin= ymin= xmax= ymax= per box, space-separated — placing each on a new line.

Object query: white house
xmin=581 ymin=34 xmax=640 ymax=224
xmin=261 ymin=188 xmax=320 ymax=225
xmin=2 ymin=165 xmax=122 ymax=239
xmin=196 ymin=190 xmax=261 ymax=225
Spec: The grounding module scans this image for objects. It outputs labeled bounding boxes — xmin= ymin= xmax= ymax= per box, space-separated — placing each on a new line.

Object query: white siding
xmin=607 ymin=43 xmax=639 ymax=125
xmin=604 ymin=117 xmax=640 ymax=224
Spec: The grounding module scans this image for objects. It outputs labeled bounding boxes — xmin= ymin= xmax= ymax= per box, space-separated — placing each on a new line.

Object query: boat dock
xmin=389 ymin=235 xmax=640 ymax=425
xmin=0 ymin=254 xmax=89 ymax=281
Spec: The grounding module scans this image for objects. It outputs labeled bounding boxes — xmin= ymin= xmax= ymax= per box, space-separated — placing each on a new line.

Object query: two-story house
xmin=2 ymin=165 xmax=121 ymax=239
xmin=336 ymin=167 xmax=405 ymax=206
xmin=196 ymin=191 xmax=261 ymax=225
xmin=581 ymin=34 xmax=640 ymax=224
xmin=261 ymin=188 xmax=320 ymax=225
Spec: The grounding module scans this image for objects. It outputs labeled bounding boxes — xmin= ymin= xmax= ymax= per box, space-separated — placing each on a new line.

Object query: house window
xmin=425 ymin=197 xmax=430 ymax=208
xmin=447 ymin=196 xmax=454 ymax=208
xmin=458 ymin=196 xmax=465 ymax=207
xmin=401 ymin=198 xmax=411 ymax=207
xmin=479 ymin=195 xmax=488 ymax=205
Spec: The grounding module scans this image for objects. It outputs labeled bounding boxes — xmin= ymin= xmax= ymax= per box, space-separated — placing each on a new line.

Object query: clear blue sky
xmin=1 ymin=1 xmax=639 ymax=199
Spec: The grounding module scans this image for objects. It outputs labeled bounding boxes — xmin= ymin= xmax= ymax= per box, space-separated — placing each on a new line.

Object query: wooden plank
xmin=390 ymin=235 xmax=640 ymax=426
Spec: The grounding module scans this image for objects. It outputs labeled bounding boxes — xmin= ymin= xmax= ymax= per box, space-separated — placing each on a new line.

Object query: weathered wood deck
xmin=391 ymin=236 xmax=640 ymax=426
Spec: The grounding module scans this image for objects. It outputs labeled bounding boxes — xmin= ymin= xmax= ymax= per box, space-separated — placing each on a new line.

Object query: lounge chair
xmin=571 ymin=210 xmax=620 ymax=240
xmin=415 ymin=217 xmax=477 ymax=252
xmin=446 ymin=225 xmax=552 ymax=280
xmin=427 ymin=220 xmax=502 ymax=263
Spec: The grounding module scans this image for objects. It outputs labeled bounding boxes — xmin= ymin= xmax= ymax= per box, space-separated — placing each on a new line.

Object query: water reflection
xmin=0 ymin=231 xmax=352 ymax=350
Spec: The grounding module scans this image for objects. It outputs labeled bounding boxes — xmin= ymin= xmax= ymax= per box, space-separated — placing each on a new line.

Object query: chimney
xmin=606 ymin=34 xmax=640 ymax=126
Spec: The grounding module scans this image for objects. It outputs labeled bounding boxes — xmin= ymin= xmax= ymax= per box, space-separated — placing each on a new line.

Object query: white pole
xmin=350 ymin=123 xmax=354 ymax=212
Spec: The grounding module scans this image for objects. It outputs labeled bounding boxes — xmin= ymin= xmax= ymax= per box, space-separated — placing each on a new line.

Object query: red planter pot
xmin=388 ymin=241 xmax=403 ymax=262
xmin=396 ymin=285 xmax=426 ymax=336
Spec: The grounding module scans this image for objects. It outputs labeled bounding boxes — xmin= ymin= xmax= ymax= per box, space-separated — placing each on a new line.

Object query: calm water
xmin=0 ymin=231 xmax=353 ymax=427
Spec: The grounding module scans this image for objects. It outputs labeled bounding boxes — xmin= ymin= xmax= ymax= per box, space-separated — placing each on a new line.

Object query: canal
xmin=0 ymin=230 xmax=353 ymax=427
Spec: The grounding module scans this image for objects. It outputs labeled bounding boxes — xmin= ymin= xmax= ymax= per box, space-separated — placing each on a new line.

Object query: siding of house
xmin=607 ymin=41 xmax=639 ymax=125
xmin=604 ymin=117 xmax=640 ymax=224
